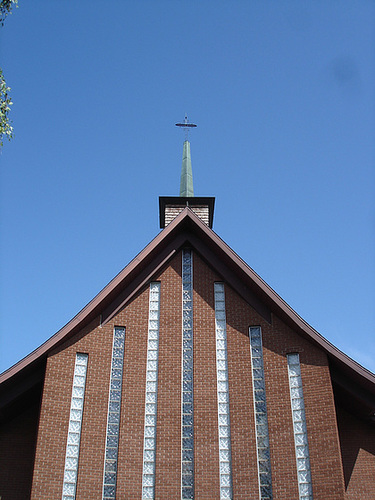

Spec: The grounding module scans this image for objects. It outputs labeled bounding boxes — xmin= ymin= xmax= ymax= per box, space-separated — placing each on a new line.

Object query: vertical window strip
xmin=287 ymin=354 xmax=313 ymax=500
xmin=214 ymin=283 xmax=233 ymax=500
xmin=142 ymin=282 xmax=161 ymax=499
xmin=62 ymin=353 xmax=88 ymax=500
xmin=181 ymin=249 xmax=194 ymax=500
xmin=249 ymin=327 xmax=273 ymax=500
xmin=102 ymin=327 xmax=126 ymax=500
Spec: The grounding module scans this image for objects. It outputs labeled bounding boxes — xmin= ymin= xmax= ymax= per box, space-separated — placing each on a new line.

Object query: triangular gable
xmin=1 ymin=207 xmax=374 ymax=418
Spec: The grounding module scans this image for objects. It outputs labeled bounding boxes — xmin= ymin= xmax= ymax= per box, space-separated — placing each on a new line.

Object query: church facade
xmin=0 ymin=139 xmax=374 ymax=499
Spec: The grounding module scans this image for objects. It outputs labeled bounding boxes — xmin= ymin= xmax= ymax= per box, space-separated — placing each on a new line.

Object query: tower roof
xmin=179 ymin=140 xmax=194 ymax=197
xmin=159 ymin=117 xmax=215 ymax=228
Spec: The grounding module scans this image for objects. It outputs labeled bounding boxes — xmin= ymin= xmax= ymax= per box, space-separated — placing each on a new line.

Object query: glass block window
xmin=62 ymin=353 xmax=88 ymax=500
xmin=102 ymin=327 xmax=126 ymax=500
xmin=214 ymin=283 xmax=233 ymax=500
xmin=249 ymin=327 xmax=273 ymax=500
xmin=142 ymin=282 xmax=161 ymax=499
xmin=182 ymin=249 xmax=194 ymax=500
xmin=287 ymin=353 xmax=313 ymax=500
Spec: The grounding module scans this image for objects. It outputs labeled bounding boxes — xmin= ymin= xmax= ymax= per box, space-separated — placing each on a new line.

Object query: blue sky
xmin=0 ymin=1 xmax=374 ymax=374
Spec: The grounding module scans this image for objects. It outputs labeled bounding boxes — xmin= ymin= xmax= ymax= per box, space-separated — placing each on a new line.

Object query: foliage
xmin=0 ymin=0 xmax=18 ymax=25
xmin=0 ymin=69 xmax=13 ymax=148
xmin=0 ymin=0 xmax=17 ymax=148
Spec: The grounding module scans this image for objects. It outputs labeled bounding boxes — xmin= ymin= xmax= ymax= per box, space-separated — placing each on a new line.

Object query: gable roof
xmin=1 ymin=207 xmax=374 ymax=422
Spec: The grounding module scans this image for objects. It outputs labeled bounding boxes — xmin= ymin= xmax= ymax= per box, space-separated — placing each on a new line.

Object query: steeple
xmin=159 ymin=116 xmax=215 ymax=229
xmin=179 ymin=140 xmax=194 ymax=197
xmin=176 ymin=115 xmax=196 ymax=197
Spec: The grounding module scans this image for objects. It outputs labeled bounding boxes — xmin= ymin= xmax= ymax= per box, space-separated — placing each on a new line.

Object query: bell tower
xmin=159 ymin=115 xmax=215 ymax=228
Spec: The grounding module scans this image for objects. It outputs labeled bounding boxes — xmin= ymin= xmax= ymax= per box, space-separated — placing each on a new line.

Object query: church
xmin=1 ymin=124 xmax=374 ymax=499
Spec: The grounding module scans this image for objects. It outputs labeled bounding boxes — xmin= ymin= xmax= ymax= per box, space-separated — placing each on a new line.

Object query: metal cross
xmin=175 ymin=114 xmax=197 ymax=140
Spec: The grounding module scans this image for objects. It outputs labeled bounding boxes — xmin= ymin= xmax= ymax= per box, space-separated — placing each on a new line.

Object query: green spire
xmin=179 ymin=140 xmax=194 ymax=197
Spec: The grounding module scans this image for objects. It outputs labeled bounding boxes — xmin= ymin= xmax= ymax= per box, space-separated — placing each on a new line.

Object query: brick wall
xmin=263 ymin=314 xmax=346 ymax=499
xmin=31 ymin=317 xmax=111 ymax=499
xmin=337 ymin=406 xmax=375 ymax=498
xmin=218 ymin=255 xmax=345 ymax=499
xmin=193 ymin=253 xmax=222 ymax=498
xmin=31 ymin=249 xmax=349 ymax=499
xmin=152 ymin=254 xmax=182 ymax=498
